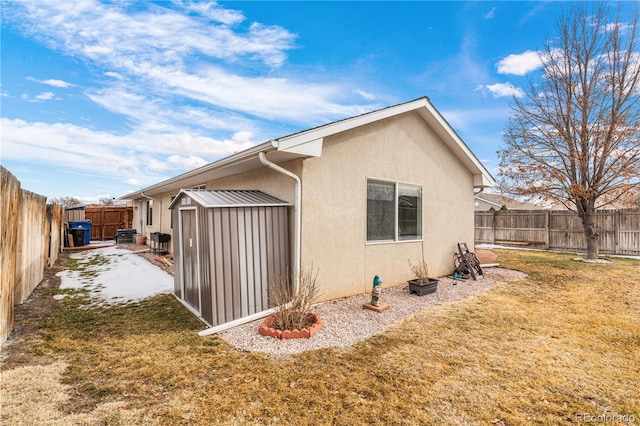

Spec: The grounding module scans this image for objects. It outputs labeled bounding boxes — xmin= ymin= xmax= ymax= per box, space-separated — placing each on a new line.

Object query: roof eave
xmin=119 ymin=140 xmax=277 ymax=200
xmin=120 ymin=96 xmax=496 ymax=198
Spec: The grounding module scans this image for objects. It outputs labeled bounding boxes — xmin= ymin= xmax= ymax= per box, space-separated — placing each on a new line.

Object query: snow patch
xmin=57 ymin=246 xmax=173 ymax=305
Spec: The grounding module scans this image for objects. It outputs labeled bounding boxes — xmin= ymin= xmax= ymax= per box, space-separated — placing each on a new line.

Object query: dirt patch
xmin=1 ymin=245 xmax=176 ymax=421
xmin=1 ymin=253 xmax=69 ymax=369
xmin=475 ymin=248 xmax=499 ymax=265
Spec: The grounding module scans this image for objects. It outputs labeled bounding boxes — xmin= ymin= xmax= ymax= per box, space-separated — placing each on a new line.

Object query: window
xmin=146 ymin=200 xmax=153 ymax=226
xmin=367 ymin=180 xmax=422 ymax=242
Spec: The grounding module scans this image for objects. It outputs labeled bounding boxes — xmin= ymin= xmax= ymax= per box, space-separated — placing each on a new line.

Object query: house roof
xmin=120 ymin=97 xmax=495 ymax=200
xmin=168 ymin=189 xmax=291 ymax=209
xmin=475 ymin=193 xmax=543 ymax=210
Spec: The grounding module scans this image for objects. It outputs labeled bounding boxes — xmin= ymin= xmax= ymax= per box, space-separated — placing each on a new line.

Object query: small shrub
xmin=409 ymin=259 xmax=430 ymax=283
xmin=269 ymin=267 xmax=321 ymax=331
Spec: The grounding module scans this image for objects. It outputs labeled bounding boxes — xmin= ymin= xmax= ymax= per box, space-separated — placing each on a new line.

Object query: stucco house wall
xmin=299 ymin=111 xmax=474 ymax=300
xmin=120 ymin=97 xmax=494 ymax=329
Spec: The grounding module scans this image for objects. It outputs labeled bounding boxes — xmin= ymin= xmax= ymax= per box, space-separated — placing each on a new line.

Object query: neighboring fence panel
xmin=475 ymin=209 xmax=640 ymax=255
xmin=1 ymin=167 xmax=21 ymax=346
xmin=85 ymin=206 xmax=133 ymax=241
xmin=64 ymin=207 xmax=85 ymax=222
xmin=618 ymin=210 xmax=640 ymax=255
xmin=15 ymin=190 xmax=48 ymax=305
xmin=493 ymin=210 xmax=548 ymax=247
xmin=48 ymin=204 xmax=64 ymax=267
xmin=1 ymin=166 xmax=64 ymax=346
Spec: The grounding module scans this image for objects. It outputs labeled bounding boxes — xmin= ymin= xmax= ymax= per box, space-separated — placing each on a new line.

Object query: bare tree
xmin=50 ymin=196 xmax=83 ymax=208
xmin=99 ymin=196 xmax=116 ymax=206
xmin=499 ymin=3 xmax=640 ymax=259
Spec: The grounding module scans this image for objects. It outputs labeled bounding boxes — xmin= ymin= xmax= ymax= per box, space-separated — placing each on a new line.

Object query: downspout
xmin=258 ymin=151 xmax=301 ymax=295
xmin=197 ymin=150 xmax=301 ymax=336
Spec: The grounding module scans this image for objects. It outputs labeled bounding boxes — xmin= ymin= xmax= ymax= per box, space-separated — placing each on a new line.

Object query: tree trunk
xmin=581 ymin=210 xmax=600 ymax=260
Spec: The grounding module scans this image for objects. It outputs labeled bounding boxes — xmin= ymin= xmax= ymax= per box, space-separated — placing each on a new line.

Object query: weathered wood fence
xmin=1 ymin=166 xmax=64 ymax=346
xmin=475 ymin=209 xmax=640 ymax=255
xmin=85 ymin=205 xmax=133 ymax=240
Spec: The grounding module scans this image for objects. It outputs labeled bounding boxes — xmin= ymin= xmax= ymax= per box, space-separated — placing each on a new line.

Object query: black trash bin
xmin=70 ymin=228 xmax=86 ymax=247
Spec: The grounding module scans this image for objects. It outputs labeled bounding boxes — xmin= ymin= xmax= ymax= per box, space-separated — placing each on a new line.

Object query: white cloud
xmin=178 ymin=0 xmax=245 ymax=26
xmin=104 ymin=71 xmax=123 ymax=80
xmin=2 ymin=1 xmax=383 ymax=200
xmin=497 ymin=50 xmax=543 ymax=75
xmin=5 ymin=1 xmax=373 ymax=127
xmin=8 ymin=1 xmax=296 ymax=69
xmin=484 ymin=7 xmax=496 ymax=19
xmin=27 ymin=77 xmax=75 ymax=88
xmin=85 ymin=84 xmax=260 ymax=137
xmin=35 ymin=91 xmax=55 ymax=100
xmin=0 ymin=117 xmax=259 ymax=183
xmin=167 ymin=154 xmax=208 ymax=170
xmin=484 ymin=82 xmax=524 ymax=98
xmin=22 ymin=92 xmax=56 ymax=102
xmin=354 ymin=89 xmax=376 ymax=101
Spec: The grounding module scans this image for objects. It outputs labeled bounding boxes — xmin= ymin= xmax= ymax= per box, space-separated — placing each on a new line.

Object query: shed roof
xmin=169 ymin=189 xmax=291 ymax=209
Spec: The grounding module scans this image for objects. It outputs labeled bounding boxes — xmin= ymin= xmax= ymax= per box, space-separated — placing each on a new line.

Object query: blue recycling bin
xmin=68 ymin=220 xmax=92 ymax=245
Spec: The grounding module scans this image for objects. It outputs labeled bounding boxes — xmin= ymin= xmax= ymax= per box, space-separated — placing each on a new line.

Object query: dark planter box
xmin=408 ymin=278 xmax=439 ymax=296
xmin=115 ymin=229 xmax=137 ymax=244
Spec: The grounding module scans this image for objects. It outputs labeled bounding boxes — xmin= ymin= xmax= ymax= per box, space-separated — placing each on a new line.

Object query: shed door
xmin=180 ymin=209 xmax=199 ymax=311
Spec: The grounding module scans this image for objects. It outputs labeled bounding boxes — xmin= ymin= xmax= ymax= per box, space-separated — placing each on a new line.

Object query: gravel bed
xmin=220 ymin=268 xmax=527 ymax=356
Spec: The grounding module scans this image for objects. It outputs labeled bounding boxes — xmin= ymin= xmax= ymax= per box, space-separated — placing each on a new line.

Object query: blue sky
xmin=0 ymin=1 xmax=629 ymax=203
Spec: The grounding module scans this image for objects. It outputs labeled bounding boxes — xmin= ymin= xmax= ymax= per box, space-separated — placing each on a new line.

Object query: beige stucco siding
xmin=300 ymin=111 xmax=475 ymax=301
xmin=132 ymin=195 xmax=174 ymax=242
xmin=204 ymin=161 xmax=300 ymax=204
xmin=130 ymin=110 xmax=476 ymax=303
xmin=131 ymin=162 xmax=300 ymax=254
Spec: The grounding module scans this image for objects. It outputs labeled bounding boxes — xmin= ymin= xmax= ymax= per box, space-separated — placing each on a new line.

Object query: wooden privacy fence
xmin=85 ymin=205 xmax=133 ymax=240
xmin=475 ymin=209 xmax=640 ymax=255
xmin=1 ymin=166 xmax=64 ymax=346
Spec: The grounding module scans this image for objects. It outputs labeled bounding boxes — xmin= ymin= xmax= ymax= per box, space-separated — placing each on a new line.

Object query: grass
xmin=25 ymin=250 xmax=640 ymax=424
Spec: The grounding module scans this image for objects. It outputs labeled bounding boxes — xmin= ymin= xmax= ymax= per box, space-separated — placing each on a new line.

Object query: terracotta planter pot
xmin=259 ymin=312 xmax=323 ymax=339
xmin=135 ymin=235 xmax=147 ymax=245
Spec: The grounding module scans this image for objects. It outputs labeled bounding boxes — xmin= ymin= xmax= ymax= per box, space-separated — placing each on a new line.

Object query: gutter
xmin=197 ymin=150 xmax=302 ymax=337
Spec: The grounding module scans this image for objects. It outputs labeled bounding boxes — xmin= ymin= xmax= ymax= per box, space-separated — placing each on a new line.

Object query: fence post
xmin=544 ymin=210 xmax=550 ymax=250
xmin=491 ymin=210 xmax=496 ymax=245
xmin=614 ymin=209 xmax=620 ymax=255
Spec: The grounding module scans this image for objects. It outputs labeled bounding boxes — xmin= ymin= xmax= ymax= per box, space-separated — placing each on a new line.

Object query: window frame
xmin=366 ymin=178 xmax=423 ymax=244
xmin=146 ymin=200 xmax=153 ymax=227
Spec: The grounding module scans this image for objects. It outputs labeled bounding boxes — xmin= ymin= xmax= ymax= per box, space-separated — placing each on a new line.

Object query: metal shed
xmin=169 ymin=189 xmax=291 ymax=327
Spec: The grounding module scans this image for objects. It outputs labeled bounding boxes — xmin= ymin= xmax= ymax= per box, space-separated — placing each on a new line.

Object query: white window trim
xmin=365 ymin=178 xmax=423 ymax=245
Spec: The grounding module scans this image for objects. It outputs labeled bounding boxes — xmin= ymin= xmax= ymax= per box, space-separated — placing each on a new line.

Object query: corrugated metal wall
xmin=205 ymin=206 xmax=289 ymax=326
xmin=173 ymin=203 xmax=289 ymax=327
xmin=172 ymin=206 xmax=182 ymax=299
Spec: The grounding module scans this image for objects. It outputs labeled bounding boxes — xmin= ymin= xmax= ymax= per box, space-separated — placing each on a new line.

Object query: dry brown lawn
xmin=1 ymin=249 xmax=638 ymax=425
